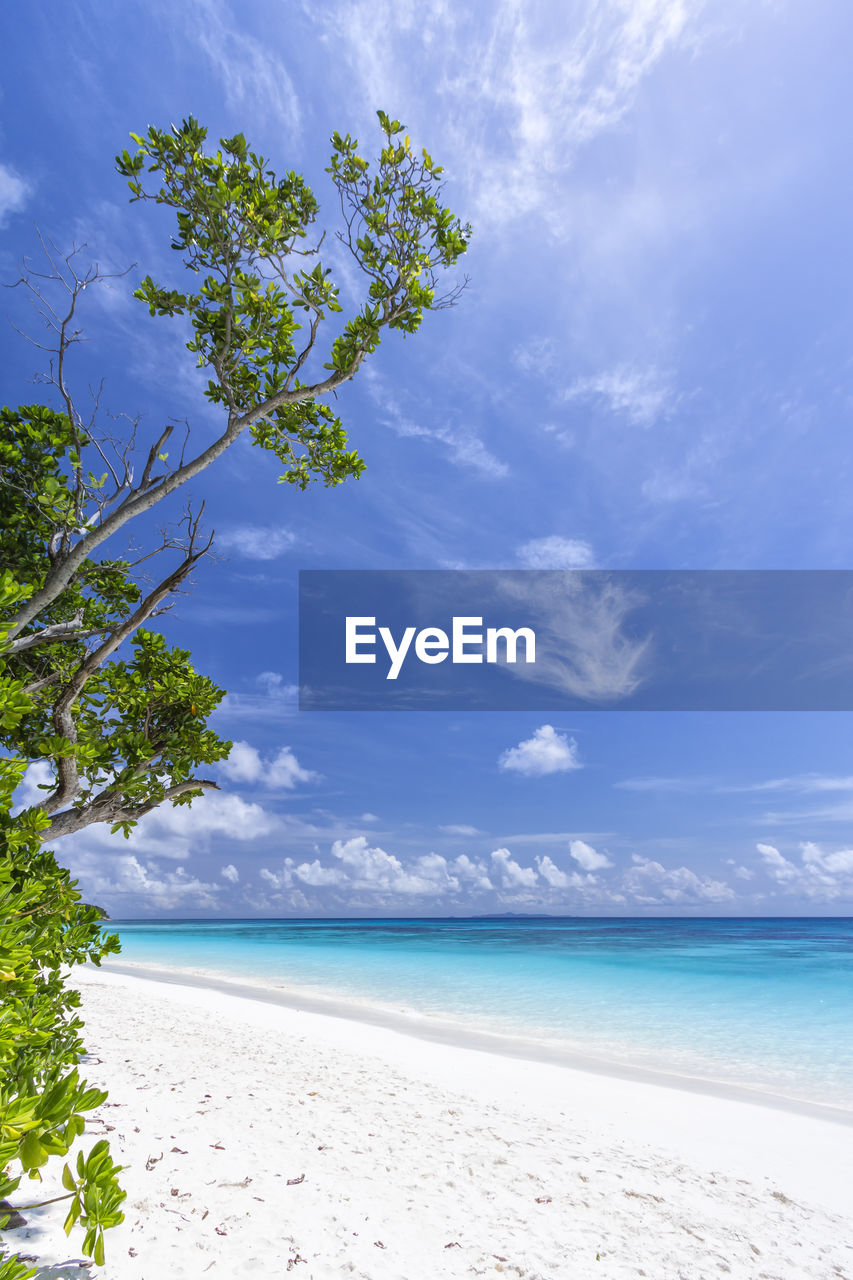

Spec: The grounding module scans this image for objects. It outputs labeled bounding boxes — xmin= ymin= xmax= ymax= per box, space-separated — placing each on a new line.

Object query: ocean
xmin=102 ymin=916 xmax=853 ymax=1111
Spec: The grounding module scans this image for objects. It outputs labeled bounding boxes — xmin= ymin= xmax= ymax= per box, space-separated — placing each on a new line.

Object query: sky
xmin=3 ymin=0 xmax=853 ymax=917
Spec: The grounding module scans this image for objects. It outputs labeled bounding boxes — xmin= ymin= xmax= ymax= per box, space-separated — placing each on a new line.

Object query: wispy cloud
xmin=185 ymin=0 xmax=301 ymax=130
xmin=382 ymin=405 xmax=509 ymax=479
xmin=495 ymin=573 xmax=651 ymax=701
xmin=310 ymin=0 xmax=699 ymax=233
xmin=562 ymin=363 xmax=677 ymax=428
xmin=217 ymin=526 xmax=298 ymax=561
xmin=616 ymin=773 xmax=853 ymax=797
xmin=516 ymin=536 xmax=595 ymax=569
xmin=0 ymin=162 xmax=32 ymax=227
xmin=218 ymin=672 xmax=298 ymax=723
xmin=615 ymin=775 xmax=718 ymax=793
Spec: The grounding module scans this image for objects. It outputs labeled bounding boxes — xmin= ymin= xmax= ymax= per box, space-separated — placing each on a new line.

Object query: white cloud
xmin=260 ymin=839 xmax=505 ymax=900
xmin=725 ymin=862 xmax=755 ymax=881
xmin=535 ymin=854 xmax=572 ymax=888
xmin=218 ymin=741 xmax=263 ymax=783
xmin=499 ymin=725 xmax=582 ymax=777
xmin=12 ymin=761 xmax=54 ymax=810
xmin=756 ymin=841 xmax=799 ymax=883
xmin=753 ymin=841 xmax=853 ymax=902
xmin=329 ymin=837 xmax=459 ymax=896
xmin=801 ymin=842 xmax=853 ymax=876
xmin=219 ymin=741 xmax=321 ymax=790
xmin=490 ymin=847 xmax=538 ymax=889
xmin=294 ymin=859 xmax=347 ymax=887
xmin=217 ymin=526 xmax=298 ymax=560
xmin=0 ymin=163 xmax=31 ymax=227
xmin=569 ymin=839 xmax=613 ymax=872
xmin=440 ymin=823 xmax=481 ymax=836
xmin=59 ymin=789 xmax=278 ymax=863
xmin=360 ymin=812 xmax=381 ymax=823
xmin=626 ymin=856 xmax=734 ymax=904
xmin=62 ymin=850 xmax=223 ymax=913
xmin=563 ymin=364 xmax=676 ymax=427
xmin=220 ymin=864 xmax=240 ymax=884
xmin=516 ymin=536 xmax=595 ymax=569
xmin=453 ymin=853 xmax=493 ymax=890
xmin=267 ymin=747 xmax=321 ymax=790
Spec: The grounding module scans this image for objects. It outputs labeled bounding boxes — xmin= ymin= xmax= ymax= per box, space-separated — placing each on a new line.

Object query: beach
xmin=14 ymin=965 xmax=853 ymax=1280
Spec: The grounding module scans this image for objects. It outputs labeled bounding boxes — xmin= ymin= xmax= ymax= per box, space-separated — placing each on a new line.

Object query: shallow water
xmin=104 ymin=916 xmax=853 ymax=1108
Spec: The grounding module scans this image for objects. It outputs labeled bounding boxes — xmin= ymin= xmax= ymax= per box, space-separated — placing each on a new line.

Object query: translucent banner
xmin=298 ymin=570 xmax=853 ymax=711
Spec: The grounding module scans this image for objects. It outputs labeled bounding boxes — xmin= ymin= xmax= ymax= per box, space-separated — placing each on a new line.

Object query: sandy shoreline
xmin=101 ymin=958 xmax=853 ymax=1125
xmin=11 ymin=965 xmax=853 ymax=1279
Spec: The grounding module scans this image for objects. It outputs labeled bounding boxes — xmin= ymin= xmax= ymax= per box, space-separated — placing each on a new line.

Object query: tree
xmin=0 ymin=110 xmax=470 ymax=1274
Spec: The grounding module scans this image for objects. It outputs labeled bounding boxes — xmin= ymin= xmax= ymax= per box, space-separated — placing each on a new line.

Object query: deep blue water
xmin=103 ymin=917 xmax=853 ymax=1108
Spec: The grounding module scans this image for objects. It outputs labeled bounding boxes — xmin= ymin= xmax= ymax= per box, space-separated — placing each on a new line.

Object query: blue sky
xmin=4 ymin=0 xmax=853 ymax=916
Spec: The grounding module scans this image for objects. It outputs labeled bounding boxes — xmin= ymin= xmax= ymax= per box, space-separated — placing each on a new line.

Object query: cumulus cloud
xmin=219 ymin=741 xmax=321 ymax=789
xmin=516 ymin=536 xmax=595 ymax=569
xmin=259 ymin=842 xmax=503 ymax=901
xmin=324 ymin=837 xmax=458 ymax=896
xmin=218 ymin=741 xmax=263 ymax=783
xmin=217 ymin=526 xmax=297 ymax=560
xmin=802 ymin=843 xmax=853 ymax=876
xmin=453 ymin=853 xmax=493 ymax=890
xmin=62 ymin=850 xmax=222 ymax=913
xmin=58 ymin=790 xmax=278 ymax=865
xmin=535 ymin=854 xmax=572 ymax=888
xmin=220 ymin=864 xmax=240 ymax=884
xmin=569 ymin=839 xmax=613 ymax=872
xmin=755 ymin=840 xmax=853 ymax=901
xmin=757 ymin=842 xmax=799 ymax=883
xmin=293 ymin=859 xmax=347 ymax=887
xmin=626 ymin=856 xmax=734 ymax=905
xmin=490 ymin=847 xmax=538 ymax=889
xmin=499 ymin=725 xmax=582 ymax=777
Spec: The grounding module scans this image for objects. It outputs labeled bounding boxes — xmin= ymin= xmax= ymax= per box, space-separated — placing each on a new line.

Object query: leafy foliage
xmin=1 ymin=109 xmax=469 ymax=1272
xmin=1 ymin=592 xmax=125 ymax=1276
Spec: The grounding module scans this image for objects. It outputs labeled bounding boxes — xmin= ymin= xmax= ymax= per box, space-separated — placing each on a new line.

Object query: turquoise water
xmin=103 ymin=917 xmax=853 ymax=1109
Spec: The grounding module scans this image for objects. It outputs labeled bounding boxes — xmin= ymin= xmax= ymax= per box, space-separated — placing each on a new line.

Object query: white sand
xmin=12 ymin=966 xmax=853 ymax=1280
